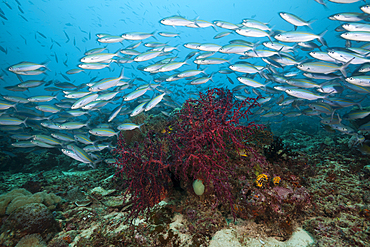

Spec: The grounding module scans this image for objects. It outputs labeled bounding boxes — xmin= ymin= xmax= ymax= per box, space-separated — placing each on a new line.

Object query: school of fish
xmin=1 ymin=0 xmax=370 ymax=165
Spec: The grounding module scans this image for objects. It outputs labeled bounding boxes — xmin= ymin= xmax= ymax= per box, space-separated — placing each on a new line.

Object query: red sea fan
xmin=167 ymin=88 xmax=265 ymax=216
xmin=113 ymin=88 xmax=265 ymax=222
xmin=113 ymin=131 xmax=171 ymax=223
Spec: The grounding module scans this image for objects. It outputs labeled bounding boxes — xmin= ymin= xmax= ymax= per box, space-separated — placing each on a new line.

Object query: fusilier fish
xmin=145 ymin=93 xmax=166 ymax=111
xmin=124 ymin=87 xmax=150 ymax=101
xmin=341 ymin=31 xmax=370 ymax=41
xmin=160 ymin=16 xmax=194 ymax=27
xmin=117 ymin=123 xmax=144 ymax=131
xmin=279 ymin=12 xmax=313 ymax=30
xmin=71 ymin=93 xmax=99 ymax=109
xmin=80 ymin=50 xmax=121 ymax=63
xmin=296 ymin=59 xmax=352 ymax=77
xmin=345 ymin=76 xmax=370 ymax=87
xmin=275 ymin=30 xmax=327 ymax=46
xmin=89 ymin=68 xmax=127 ymax=92
xmin=121 ymin=32 xmax=155 ymax=40
xmin=130 ymin=102 xmax=147 ymax=117
xmin=0 ymin=117 xmax=28 ymax=127
xmin=89 ymin=128 xmax=119 ymax=137
xmin=8 ymin=62 xmax=48 ymax=73
xmin=285 ymin=88 xmax=326 ymax=100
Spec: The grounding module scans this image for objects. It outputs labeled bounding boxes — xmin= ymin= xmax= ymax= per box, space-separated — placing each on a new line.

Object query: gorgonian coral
xmin=113 ymin=131 xmax=171 ymax=222
xmin=113 ymin=88 xmax=266 ymax=222
xmin=166 ymin=88 xmax=266 ymax=217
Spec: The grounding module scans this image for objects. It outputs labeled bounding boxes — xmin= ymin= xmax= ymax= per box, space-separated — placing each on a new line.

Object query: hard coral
xmin=1 ymin=203 xmax=59 ymax=240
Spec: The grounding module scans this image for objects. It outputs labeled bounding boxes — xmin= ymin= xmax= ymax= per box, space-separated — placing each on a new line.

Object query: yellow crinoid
xmin=255 ymin=173 xmax=268 ymax=187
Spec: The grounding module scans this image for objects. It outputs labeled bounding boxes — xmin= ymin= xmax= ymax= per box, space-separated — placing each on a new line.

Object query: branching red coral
xmin=113 ymin=88 xmax=266 ymax=222
xmin=167 ymin=88 xmax=266 ymax=217
xmin=113 ymin=131 xmax=171 ymax=222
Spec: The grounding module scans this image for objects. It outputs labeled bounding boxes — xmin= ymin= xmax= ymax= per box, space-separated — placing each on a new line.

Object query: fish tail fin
xmin=330 ymin=109 xmax=336 ymax=122
xmin=318 ymin=30 xmax=328 ymax=46
xmin=16 ymin=74 xmax=23 ymax=83
xmin=339 ymin=57 xmax=355 ymax=77
xmin=307 ymin=19 xmax=316 ymax=30
xmin=11 ymin=102 xmax=18 ymax=112
xmin=356 ymin=95 xmax=368 ymax=110
xmin=119 ymin=67 xmax=129 ymax=79
xmin=23 ymin=117 xmax=28 ymax=128
xmin=114 ymin=49 xmax=123 ymax=56
xmin=267 ymin=32 xmax=274 ymax=44
xmin=151 ymin=30 xmax=157 ymax=40
xmin=137 ymin=123 xmax=145 ymax=133
xmin=193 ymin=16 xmax=200 ymax=28
xmin=202 ymin=68 xmax=207 ymax=75
xmin=337 ymin=113 xmax=342 ymax=124
xmin=209 ymin=72 xmax=216 ymax=82
xmin=251 ymin=41 xmax=260 ymax=56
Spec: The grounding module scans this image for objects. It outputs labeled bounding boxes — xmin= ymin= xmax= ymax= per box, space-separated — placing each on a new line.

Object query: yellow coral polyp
xmin=255 ymin=174 xmax=268 ymax=187
xmin=273 ymin=176 xmax=281 ymax=185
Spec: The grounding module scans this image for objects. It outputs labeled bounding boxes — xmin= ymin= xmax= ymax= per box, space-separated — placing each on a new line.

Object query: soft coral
xmin=167 ymin=88 xmax=266 ymax=217
xmin=113 ymin=88 xmax=266 ymax=222
xmin=113 ymin=131 xmax=171 ymax=222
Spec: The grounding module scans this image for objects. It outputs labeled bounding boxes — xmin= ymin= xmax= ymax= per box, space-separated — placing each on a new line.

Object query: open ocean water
xmin=0 ymin=0 xmax=370 ymax=246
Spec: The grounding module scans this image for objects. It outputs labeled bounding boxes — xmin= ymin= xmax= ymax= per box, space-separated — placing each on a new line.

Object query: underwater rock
xmin=90 ymin=186 xmax=115 ymax=197
xmin=209 ymin=227 xmax=314 ymax=247
xmin=15 ymin=234 xmax=47 ymax=247
xmin=1 ymin=203 xmax=59 ymax=236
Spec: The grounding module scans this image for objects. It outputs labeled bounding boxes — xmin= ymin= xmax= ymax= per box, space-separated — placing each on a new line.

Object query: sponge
xmin=193 ymin=179 xmax=205 ymax=196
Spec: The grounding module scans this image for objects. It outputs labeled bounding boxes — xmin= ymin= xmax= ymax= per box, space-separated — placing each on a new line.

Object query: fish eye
xmin=350 ymin=77 xmax=353 ymax=80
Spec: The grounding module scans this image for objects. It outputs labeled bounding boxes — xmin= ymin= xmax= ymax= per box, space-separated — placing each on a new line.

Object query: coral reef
xmin=113 ymin=88 xmax=266 ymax=223
xmin=166 ymin=88 xmax=266 ymax=217
xmin=1 ymin=203 xmax=59 ymax=241
xmin=0 ymin=90 xmax=369 ymax=246
xmin=113 ymin=130 xmax=171 ymax=223
xmin=303 ymin=160 xmax=370 ymax=246
xmin=15 ymin=234 xmax=47 ymax=247
xmin=0 ymin=188 xmax=61 ymax=215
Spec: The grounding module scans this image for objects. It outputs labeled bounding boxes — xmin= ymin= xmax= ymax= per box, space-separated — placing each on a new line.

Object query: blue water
xmin=0 ymin=0 xmax=362 ymax=85
xmin=0 ymin=0 xmax=369 ymax=164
